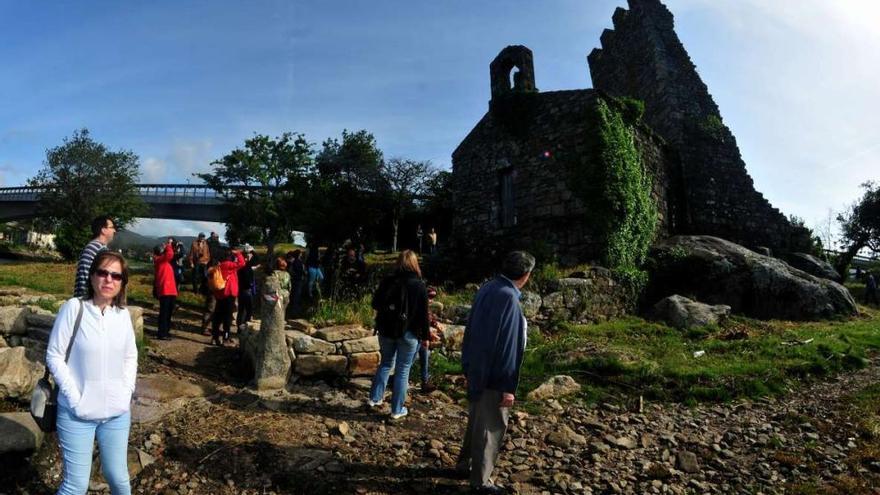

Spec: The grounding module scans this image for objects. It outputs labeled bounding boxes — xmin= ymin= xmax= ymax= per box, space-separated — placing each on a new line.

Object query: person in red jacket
xmin=210 ymin=247 xmax=245 ymax=346
xmin=153 ymin=239 xmax=178 ymax=340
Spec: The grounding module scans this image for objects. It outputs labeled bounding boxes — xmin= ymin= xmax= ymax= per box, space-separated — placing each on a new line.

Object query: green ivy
xmin=567 ymin=96 xmax=659 ymax=286
xmin=699 ymin=114 xmax=726 ymax=141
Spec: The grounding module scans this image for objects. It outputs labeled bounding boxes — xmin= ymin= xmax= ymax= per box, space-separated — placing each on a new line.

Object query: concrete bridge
xmin=0 ymin=184 xmax=261 ymax=222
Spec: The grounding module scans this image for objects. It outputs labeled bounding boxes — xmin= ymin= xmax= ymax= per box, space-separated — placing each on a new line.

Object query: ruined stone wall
xmin=588 ymin=0 xmax=812 ymax=253
xmin=452 ymin=90 xmax=675 ymax=264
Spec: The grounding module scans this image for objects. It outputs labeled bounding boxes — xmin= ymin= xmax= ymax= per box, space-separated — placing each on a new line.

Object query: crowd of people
xmin=50 ymin=214 xmax=529 ymax=494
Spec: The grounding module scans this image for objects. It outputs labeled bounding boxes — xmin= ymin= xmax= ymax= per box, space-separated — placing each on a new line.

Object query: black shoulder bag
xmin=30 ymin=298 xmax=84 ymax=432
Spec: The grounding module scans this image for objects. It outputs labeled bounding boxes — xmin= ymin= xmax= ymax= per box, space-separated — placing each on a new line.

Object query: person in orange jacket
xmin=153 ymin=239 xmax=178 ymax=340
xmin=209 ymin=247 xmax=245 ymax=346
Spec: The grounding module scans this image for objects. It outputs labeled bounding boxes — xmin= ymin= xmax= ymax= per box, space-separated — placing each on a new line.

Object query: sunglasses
xmin=94 ymin=268 xmax=124 ymax=282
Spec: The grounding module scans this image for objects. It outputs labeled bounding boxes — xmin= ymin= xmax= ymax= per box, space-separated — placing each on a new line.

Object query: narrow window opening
xmin=499 ymin=168 xmax=516 ymax=227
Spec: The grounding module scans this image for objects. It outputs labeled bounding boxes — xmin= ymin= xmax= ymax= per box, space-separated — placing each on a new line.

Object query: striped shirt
xmin=73 ymin=240 xmax=107 ymax=297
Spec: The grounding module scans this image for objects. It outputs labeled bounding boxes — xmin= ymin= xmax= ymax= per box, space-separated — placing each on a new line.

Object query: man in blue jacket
xmin=457 ymin=251 xmax=535 ymax=494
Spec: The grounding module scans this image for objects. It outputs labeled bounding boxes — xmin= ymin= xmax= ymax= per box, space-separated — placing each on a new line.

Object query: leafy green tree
xmin=308 ymin=130 xmax=385 ymax=244
xmin=28 ymin=129 xmax=147 ymax=260
xmin=836 ymin=181 xmax=880 ymax=278
xmin=197 ymin=133 xmax=314 ymax=259
xmin=380 ymin=158 xmax=436 ymax=252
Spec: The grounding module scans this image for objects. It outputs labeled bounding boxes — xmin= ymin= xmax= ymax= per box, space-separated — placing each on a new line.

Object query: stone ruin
xmin=452 ymin=0 xmax=813 ymax=264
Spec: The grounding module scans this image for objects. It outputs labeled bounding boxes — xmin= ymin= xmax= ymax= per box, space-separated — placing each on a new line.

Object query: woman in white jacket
xmin=47 ymin=251 xmax=137 ymax=495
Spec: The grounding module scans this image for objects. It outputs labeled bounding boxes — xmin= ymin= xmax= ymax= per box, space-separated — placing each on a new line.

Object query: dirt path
xmin=9 ymin=301 xmax=880 ymax=494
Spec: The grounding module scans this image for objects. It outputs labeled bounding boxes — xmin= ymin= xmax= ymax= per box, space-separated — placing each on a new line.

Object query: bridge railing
xmin=0 ymin=186 xmax=44 ymax=200
xmin=0 ymin=184 xmax=270 ymax=204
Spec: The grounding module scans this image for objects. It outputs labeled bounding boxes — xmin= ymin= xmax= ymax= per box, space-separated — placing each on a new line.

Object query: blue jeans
xmin=411 ymin=344 xmax=430 ymax=384
xmin=307 ymin=267 xmax=324 ymax=298
xmin=56 ymin=404 xmax=131 ymax=495
xmin=370 ymin=331 xmax=420 ymax=414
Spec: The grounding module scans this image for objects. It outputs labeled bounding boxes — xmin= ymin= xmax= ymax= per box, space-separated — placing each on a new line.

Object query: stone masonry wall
xmin=452 ymin=89 xmax=676 ymax=265
xmin=588 ymin=0 xmax=812 ymax=253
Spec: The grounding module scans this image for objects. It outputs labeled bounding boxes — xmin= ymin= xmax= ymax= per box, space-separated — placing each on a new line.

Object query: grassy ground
xmin=517 ymin=307 xmax=880 ymax=404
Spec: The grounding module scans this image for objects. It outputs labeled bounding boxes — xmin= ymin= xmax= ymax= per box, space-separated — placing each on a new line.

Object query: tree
xmin=28 ymin=129 xmax=147 ymax=260
xmin=197 ymin=133 xmax=314 ymax=260
xmin=812 ymin=207 xmax=837 ymax=256
xmin=836 ymin=181 xmax=880 ymax=279
xmin=380 ymin=158 xmax=436 ymax=252
xmin=308 ymin=130 xmax=385 ymax=245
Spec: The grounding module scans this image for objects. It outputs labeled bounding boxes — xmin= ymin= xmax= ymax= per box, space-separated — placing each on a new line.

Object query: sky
xmin=1 ymin=0 xmax=877 ymax=247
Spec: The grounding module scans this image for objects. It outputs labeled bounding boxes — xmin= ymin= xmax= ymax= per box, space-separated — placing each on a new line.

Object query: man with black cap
xmin=187 ymin=233 xmax=211 ymax=293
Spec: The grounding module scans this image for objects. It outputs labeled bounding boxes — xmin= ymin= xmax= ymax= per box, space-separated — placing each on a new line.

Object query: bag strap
xmin=42 ymin=298 xmax=84 ymax=380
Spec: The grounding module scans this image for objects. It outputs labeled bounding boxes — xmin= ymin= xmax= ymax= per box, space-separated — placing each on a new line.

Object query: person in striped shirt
xmin=73 ymin=215 xmax=116 ymax=297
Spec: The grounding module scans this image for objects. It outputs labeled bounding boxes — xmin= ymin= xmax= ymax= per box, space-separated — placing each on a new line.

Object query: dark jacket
xmin=372 ymin=270 xmax=429 ymax=340
xmin=237 ymin=255 xmax=259 ymax=296
xmin=461 ymin=276 xmax=526 ymax=401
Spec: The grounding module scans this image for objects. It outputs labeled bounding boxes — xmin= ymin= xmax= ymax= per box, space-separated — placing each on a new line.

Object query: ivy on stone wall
xmin=567 ymin=96 xmax=658 ymax=283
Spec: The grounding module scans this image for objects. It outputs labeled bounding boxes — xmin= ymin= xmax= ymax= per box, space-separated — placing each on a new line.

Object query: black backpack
xmin=376 ymin=277 xmax=409 ymax=338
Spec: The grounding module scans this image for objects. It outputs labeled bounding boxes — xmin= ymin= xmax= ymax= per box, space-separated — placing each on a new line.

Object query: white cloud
xmin=140 ymin=139 xmax=215 ymax=184
xmin=142 ymin=157 xmax=167 ymax=183
xmin=127 ymin=218 xmax=227 ymax=239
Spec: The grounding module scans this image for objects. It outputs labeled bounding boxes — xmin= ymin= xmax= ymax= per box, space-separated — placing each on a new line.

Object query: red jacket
xmin=153 ymin=244 xmax=178 ymax=297
xmin=213 ymin=251 xmax=246 ymax=299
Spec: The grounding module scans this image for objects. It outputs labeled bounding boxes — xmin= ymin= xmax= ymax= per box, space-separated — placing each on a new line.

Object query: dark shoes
xmin=421 ymin=382 xmax=437 ymax=393
xmin=156 ymin=335 xmax=172 ymax=341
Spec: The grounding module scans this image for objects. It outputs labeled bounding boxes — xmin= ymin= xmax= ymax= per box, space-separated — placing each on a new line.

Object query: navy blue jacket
xmin=461 ymin=276 xmax=526 ymax=400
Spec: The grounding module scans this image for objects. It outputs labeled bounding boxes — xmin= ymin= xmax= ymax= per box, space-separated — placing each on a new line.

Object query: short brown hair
xmin=396 ymin=250 xmax=421 ymax=278
xmin=86 ymin=251 xmax=129 ymax=308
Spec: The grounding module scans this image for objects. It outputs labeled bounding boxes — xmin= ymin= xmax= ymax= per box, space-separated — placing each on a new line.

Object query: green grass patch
xmin=518 ymin=311 xmax=880 ymax=404
xmin=0 ymin=260 xmax=203 ymax=309
xmin=308 ymin=294 xmax=375 ymax=328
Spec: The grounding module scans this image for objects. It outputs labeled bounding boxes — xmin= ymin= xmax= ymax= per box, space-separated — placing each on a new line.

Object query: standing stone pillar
xmin=253 ymin=272 xmax=290 ymax=390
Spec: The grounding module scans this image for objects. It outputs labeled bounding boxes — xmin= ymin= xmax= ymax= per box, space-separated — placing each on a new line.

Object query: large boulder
xmin=0 ymin=306 xmax=30 ymax=335
xmin=25 ymin=312 xmax=55 ymax=329
xmin=540 ymin=268 xmax=632 ymax=323
xmin=128 ymin=306 xmax=144 ymax=345
xmin=253 ymin=274 xmax=291 ymax=390
xmin=286 ymin=331 xmax=336 ymax=355
xmin=0 ymin=412 xmax=43 ymax=454
xmin=134 ymin=374 xmax=213 ymax=401
xmin=440 ymin=324 xmax=466 ymax=352
xmin=527 ymin=375 xmax=581 ymax=401
xmin=0 ymin=347 xmax=44 ymax=400
xmin=348 ymin=352 xmax=380 ymax=376
xmin=341 ymin=336 xmax=379 ymax=354
xmin=653 ymin=295 xmax=731 ymax=330
xmin=648 ymin=236 xmax=857 ymax=320
xmin=784 ymin=253 xmax=842 ymax=282
xmin=314 ymin=325 xmax=372 ymax=342
xmin=295 ymin=355 xmax=348 ymax=376
xmin=520 ymin=291 xmax=542 ymax=319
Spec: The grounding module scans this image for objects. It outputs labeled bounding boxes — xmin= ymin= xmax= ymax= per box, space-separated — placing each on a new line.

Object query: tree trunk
xmin=835 ymin=240 xmax=866 ymax=282
xmin=392 ymin=216 xmax=399 ymax=253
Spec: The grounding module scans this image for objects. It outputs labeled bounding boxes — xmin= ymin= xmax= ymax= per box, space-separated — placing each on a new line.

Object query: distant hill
xmin=111 ymin=231 xmax=199 ymax=253
xmin=110 ymin=230 xmax=155 ymax=251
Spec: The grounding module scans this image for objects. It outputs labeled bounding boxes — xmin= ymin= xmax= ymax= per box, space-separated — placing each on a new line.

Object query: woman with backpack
xmin=367 ymin=250 xmax=429 ymax=420
xmin=209 ymin=247 xmax=245 ymax=346
xmin=152 ymin=239 xmax=178 ymax=341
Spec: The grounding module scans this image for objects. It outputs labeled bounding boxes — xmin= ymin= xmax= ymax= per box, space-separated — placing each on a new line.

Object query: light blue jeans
xmin=370 ymin=331 xmax=420 ymax=415
xmin=56 ymin=404 xmax=131 ymax=495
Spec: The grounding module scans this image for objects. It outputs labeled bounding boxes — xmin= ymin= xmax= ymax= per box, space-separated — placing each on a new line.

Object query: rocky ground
xmin=4 ymin=302 xmax=880 ymax=494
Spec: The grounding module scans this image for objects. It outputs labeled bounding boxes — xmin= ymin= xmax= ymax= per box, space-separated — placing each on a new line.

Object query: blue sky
xmin=1 ymin=0 xmax=877 ymax=247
